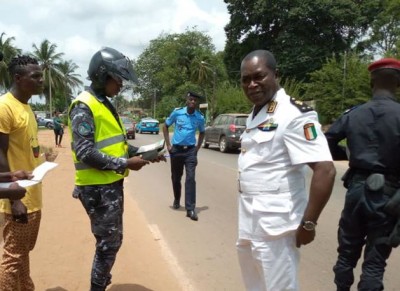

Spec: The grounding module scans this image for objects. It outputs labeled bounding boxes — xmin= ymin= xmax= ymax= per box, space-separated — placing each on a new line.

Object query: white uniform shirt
xmin=238 ymin=88 xmax=332 ymax=240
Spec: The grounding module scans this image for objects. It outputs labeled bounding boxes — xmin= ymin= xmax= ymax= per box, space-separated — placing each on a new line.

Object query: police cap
xmin=187 ymin=91 xmax=204 ymax=100
xmin=368 ymin=58 xmax=400 ymax=73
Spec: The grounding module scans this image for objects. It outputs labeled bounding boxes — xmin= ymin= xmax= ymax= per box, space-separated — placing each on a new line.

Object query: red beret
xmin=368 ymin=58 xmax=400 ymax=72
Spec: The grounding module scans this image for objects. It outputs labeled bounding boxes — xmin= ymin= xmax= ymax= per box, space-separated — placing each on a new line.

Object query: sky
xmin=0 ymin=0 xmax=230 ymax=103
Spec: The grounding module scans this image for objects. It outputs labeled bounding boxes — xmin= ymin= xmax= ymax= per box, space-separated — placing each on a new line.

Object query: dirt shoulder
xmin=1 ymin=130 xmax=181 ymax=291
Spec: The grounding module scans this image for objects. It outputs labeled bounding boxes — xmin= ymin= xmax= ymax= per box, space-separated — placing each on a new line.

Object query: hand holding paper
xmin=0 ymin=161 xmax=58 ymax=188
xmin=134 ymin=139 xmax=166 ymax=161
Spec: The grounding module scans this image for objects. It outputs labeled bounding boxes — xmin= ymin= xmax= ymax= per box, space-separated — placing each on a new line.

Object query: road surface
xmin=127 ymin=133 xmax=400 ymax=291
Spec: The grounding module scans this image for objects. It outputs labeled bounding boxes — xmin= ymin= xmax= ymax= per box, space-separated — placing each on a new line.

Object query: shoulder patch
xmin=290 ymin=97 xmax=313 ymax=112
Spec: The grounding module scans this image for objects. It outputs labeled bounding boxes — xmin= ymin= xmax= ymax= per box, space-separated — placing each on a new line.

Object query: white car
xmin=37 ymin=116 xmax=54 ymax=129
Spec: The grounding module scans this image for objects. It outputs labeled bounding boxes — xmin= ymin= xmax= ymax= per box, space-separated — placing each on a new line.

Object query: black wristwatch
xmin=302 ymin=220 xmax=317 ymax=231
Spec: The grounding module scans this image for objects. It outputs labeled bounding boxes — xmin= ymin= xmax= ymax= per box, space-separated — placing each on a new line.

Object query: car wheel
xmin=202 ymin=138 xmax=209 ymax=149
xmin=219 ymin=136 xmax=228 ymax=153
xmin=156 ymin=131 xmax=159 ymax=135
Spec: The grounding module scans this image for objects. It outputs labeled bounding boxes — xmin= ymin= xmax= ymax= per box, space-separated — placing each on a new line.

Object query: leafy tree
xmin=360 ymin=0 xmax=400 ymax=56
xmin=0 ymin=33 xmax=21 ymax=91
xmin=223 ymin=0 xmax=379 ymax=82
xmin=304 ymin=53 xmax=370 ymax=123
xmin=134 ymin=28 xmax=220 ymax=118
xmin=213 ymin=82 xmax=252 ymax=117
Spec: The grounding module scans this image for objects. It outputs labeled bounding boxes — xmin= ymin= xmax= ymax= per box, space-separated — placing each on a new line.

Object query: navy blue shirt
xmin=165 ymin=107 xmax=205 ymax=146
xmin=325 ymin=94 xmax=400 ymax=174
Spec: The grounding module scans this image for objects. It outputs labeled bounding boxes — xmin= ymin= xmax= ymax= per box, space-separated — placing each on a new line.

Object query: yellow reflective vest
xmin=69 ymin=91 xmax=129 ymax=186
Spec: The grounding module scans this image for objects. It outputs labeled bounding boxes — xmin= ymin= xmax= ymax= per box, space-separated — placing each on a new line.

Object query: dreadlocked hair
xmin=8 ymin=55 xmax=39 ymax=76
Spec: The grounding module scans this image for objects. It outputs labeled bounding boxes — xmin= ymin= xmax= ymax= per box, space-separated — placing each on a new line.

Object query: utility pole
xmin=341 ymin=51 xmax=347 ymax=112
xmin=153 ymin=89 xmax=157 ymax=118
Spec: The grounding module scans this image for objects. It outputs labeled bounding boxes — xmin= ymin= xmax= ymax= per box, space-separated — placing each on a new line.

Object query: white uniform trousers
xmin=236 ymin=234 xmax=299 ymax=291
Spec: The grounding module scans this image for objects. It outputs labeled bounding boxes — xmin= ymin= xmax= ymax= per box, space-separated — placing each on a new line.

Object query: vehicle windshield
xmin=121 ymin=117 xmax=133 ymax=125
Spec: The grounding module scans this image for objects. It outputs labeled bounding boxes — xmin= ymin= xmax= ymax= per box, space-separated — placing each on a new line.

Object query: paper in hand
xmin=135 ymin=139 xmax=165 ymax=160
xmin=0 ymin=161 xmax=58 ymax=188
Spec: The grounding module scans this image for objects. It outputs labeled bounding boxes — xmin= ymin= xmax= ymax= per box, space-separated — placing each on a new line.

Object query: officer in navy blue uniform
xmin=325 ymin=58 xmax=400 ymax=291
xmin=162 ymin=91 xmax=205 ymax=221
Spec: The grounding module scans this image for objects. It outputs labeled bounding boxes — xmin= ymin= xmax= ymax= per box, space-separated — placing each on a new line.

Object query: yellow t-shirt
xmin=0 ymin=92 xmax=42 ymax=214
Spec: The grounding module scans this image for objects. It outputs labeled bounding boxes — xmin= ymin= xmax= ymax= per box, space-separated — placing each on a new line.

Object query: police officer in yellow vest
xmin=68 ymin=47 xmax=162 ymax=291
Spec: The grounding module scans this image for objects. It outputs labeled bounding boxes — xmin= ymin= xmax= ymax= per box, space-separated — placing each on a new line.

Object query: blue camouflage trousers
xmin=74 ymin=179 xmax=124 ymax=290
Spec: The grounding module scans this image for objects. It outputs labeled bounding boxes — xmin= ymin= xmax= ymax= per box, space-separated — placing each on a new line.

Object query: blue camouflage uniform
xmin=69 ymin=88 xmax=137 ymax=290
xmin=325 ymin=93 xmax=400 ymax=291
xmin=165 ymin=106 xmax=205 ymax=211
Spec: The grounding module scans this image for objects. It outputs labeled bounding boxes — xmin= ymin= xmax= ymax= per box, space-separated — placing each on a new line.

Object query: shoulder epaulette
xmin=174 ymin=107 xmax=184 ymax=111
xmin=343 ymin=105 xmax=359 ymax=115
xmin=290 ymin=97 xmax=313 ymax=112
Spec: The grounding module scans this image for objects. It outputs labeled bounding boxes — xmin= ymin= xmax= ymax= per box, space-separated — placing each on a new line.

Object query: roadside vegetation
xmin=1 ymin=0 xmax=399 ymax=125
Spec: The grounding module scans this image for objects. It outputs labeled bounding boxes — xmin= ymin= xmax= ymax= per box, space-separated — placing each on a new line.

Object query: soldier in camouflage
xmin=68 ymin=47 xmax=164 ymax=291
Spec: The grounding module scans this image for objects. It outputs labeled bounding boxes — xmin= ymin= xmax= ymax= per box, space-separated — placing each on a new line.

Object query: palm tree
xmin=57 ymin=60 xmax=83 ymax=111
xmin=31 ymin=39 xmax=64 ymax=116
xmin=0 ymin=33 xmax=21 ymax=92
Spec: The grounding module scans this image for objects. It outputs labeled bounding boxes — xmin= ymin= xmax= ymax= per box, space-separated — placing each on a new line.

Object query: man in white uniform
xmin=237 ymin=49 xmax=336 ymax=291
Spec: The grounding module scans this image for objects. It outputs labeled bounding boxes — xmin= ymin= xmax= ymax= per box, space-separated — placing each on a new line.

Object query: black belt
xmin=352 ymin=169 xmax=400 ymax=183
xmin=173 ymin=144 xmax=195 ymax=150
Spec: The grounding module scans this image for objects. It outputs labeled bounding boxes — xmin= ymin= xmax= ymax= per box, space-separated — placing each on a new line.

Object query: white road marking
xmin=148 ymin=224 xmax=196 ymax=291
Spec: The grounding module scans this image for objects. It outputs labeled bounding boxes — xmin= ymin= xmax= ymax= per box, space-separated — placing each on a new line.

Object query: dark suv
xmin=203 ymin=113 xmax=248 ymax=153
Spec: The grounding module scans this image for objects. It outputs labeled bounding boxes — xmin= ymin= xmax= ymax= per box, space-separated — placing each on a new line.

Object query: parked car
xmin=121 ymin=116 xmax=135 ymax=139
xmin=203 ymin=113 xmax=248 ymax=153
xmin=135 ymin=117 xmax=159 ymax=134
xmin=36 ymin=116 xmax=54 ymax=129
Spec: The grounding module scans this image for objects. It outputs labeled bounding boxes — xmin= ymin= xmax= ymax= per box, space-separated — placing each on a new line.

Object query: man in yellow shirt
xmin=0 ymin=55 xmax=44 ymax=290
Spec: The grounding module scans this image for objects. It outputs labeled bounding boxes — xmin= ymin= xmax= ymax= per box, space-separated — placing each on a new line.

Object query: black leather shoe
xmin=173 ymin=199 xmax=180 ymax=209
xmin=186 ymin=210 xmax=198 ymax=221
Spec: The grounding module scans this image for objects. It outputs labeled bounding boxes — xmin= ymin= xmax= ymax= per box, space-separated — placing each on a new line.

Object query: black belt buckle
xmin=174 ymin=144 xmax=193 ymax=150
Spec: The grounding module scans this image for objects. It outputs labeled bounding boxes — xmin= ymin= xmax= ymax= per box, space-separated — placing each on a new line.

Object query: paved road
xmin=127 ymin=133 xmax=400 ymax=291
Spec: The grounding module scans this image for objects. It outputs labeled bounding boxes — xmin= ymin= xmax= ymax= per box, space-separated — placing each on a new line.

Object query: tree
xmin=57 ymin=60 xmax=83 ymax=111
xmin=304 ymin=53 xmax=370 ymax=123
xmin=213 ymin=82 xmax=251 ymax=116
xmin=134 ymin=28 xmax=218 ymax=116
xmin=31 ymin=39 xmax=64 ymax=116
xmin=0 ymin=33 xmax=21 ymax=92
xmin=360 ymin=0 xmax=400 ymax=56
xmin=223 ymin=0 xmax=379 ymax=82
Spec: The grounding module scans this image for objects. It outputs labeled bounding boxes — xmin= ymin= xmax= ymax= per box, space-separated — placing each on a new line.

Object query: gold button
xmin=241 ymin=148 xmax=246 ymax=153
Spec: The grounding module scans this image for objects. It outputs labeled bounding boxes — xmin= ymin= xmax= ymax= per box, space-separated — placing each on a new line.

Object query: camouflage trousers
xmin=0 ymin=211 xmax=41 ymax=291
xmin=75 ymin=180 xmax=124 ymax=290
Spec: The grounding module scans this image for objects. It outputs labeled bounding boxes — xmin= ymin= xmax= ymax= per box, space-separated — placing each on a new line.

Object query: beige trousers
xmin=0 ymin=211 xmax=41 ymax=291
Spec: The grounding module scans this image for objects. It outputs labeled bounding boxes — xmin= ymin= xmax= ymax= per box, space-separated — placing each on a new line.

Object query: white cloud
xmin=0 ymin=0 xmax=229 ymax=85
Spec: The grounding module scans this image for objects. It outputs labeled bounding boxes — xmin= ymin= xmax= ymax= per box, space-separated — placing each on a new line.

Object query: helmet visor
xmin=108 ymin=57 xmax=138 ymax=85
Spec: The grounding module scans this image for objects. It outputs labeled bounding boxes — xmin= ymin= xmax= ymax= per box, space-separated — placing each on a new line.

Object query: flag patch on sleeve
xmin=303 ymin=123 xmax=317 ymax=140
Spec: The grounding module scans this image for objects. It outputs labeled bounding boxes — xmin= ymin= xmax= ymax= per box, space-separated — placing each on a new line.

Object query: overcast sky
xmin=1 ymin=0 xmax=230 ymax=93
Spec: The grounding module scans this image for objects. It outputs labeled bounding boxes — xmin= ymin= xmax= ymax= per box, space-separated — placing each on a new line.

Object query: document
xmin=0 ymin=161 xmax=58 ymax=188
xmin=135 ymin=139 xmax=165 ymax=160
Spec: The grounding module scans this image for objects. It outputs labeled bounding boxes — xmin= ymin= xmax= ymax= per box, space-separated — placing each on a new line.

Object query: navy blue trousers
xmin=333 ymin=175 xmax=397 ymax=291
xmin=169 ymin=146 xmax=198 ymax=210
